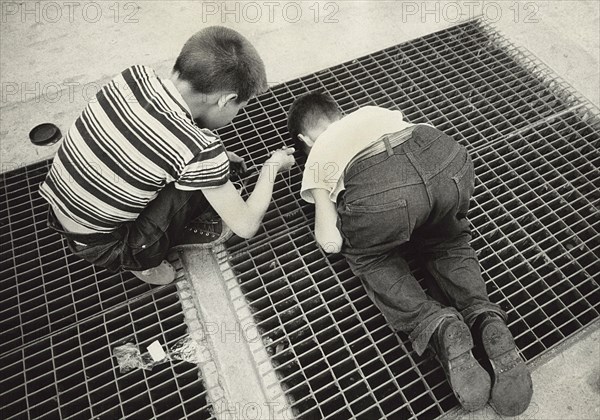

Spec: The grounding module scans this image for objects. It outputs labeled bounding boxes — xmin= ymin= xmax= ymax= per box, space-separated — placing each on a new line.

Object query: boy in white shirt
xmin=287 ymin=93 xmax=532 ymax=415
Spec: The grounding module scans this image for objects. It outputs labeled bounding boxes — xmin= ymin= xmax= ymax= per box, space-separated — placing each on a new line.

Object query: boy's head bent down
xmin=172 ymin=26 xmax=268 ymax=129
xmin=287 ymin=92 xmax=342 ymax=154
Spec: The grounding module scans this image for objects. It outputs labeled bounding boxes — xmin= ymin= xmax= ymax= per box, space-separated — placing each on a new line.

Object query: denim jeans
xmin=47 ymin=183 xmax=210 ymax=272
xmin=336 ymin=125 xmax=505 ymax=355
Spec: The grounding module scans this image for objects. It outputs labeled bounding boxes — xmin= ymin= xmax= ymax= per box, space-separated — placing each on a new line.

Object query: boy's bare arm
xmin=202 ymin=148 xmax=294 ymax=239
xmin=310 ymin=188 xmax=343 ymax=254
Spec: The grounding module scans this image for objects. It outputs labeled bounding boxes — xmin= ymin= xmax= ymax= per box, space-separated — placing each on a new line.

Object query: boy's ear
xmin=298 ymin=133 xmax=314 ymax=148
xmin=218 ymin=93 xmax=238 ymax=108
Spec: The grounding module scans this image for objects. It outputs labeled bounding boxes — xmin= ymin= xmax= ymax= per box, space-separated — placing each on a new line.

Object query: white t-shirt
xmin=300 ymin=106 xmax=414 ymax=203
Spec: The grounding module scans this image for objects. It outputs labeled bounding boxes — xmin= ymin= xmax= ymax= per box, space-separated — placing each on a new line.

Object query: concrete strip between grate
xmin=180 ymin=248 xmax=293 ymax=420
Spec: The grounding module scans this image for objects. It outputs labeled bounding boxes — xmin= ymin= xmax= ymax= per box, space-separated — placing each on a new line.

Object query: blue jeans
xmin=336 ymin=125 xmax=505 ymax=355
xmin=47 ymin=183 xmax=210 ymax=272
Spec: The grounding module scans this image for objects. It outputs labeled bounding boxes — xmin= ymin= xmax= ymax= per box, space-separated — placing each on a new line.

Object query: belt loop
xmin=384 ymin=136 xmax=393 ymax=156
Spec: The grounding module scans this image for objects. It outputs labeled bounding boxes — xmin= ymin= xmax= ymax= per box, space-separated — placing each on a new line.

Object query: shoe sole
xmin=440 ymin=320 xmax=491 ymax=412
xmin=482 ymin=319 xmax=533 ymax=416
xmin=130 ymin=260 xmax=176 ymax=285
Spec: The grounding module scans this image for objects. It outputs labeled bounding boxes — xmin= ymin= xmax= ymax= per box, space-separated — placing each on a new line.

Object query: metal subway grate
xmin=215 ymin=19 xmax=600 ymax=419
xmin=0 ymin=163 xmax=215 ymax=418
xmin=470 ymin=113 xmax=599 ymax=360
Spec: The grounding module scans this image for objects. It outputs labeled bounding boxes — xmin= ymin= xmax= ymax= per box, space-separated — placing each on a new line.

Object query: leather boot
xmin=430 ymin=317 xmax=491 ymax=411
xmin=474 ymin=313 xmax=533 ymax=416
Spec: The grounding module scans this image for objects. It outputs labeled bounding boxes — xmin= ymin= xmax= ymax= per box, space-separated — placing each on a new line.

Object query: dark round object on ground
xmin=29 ymin=123 xmax=62 ymax=146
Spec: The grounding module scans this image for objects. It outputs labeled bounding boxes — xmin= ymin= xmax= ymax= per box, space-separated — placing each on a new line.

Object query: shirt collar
xmin=161 ymin=78 xmax=193 ymax=119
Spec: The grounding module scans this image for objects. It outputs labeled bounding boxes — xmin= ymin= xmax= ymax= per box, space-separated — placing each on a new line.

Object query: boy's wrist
xmin=261 ymin=162 xmax=280 ymax=182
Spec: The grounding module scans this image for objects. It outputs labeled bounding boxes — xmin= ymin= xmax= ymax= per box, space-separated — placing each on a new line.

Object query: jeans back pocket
xmin=340 ymin=191 xmax=411 ymax=250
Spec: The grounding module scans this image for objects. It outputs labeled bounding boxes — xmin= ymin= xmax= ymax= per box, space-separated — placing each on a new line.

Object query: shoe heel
xmin=131 ymin=260 xmax=176 ymax=285
xmin=444 ymin=320 xmax=474 ymax=359
xmin=482 ymin=321 xmax=514 ymax=359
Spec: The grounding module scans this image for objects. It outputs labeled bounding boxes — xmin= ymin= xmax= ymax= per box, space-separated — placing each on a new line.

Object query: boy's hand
xmin=267 ymin=147 xmax=295 ymax=172
xmin=226 ymin=151 xmax=248 ymax=176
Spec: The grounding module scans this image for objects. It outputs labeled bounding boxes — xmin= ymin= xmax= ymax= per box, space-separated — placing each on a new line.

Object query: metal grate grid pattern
xmin=471 ymin=113 xmax=599 ymax=360
xmin=0 ymin=162 xmax=215 ymax=419
xmin=215 ymin=19 xmax=600 ymax=419
xmin=0 ymin=161 xmax=155 ymax=357
xmin=216 ymin=18 xmax=587 ymax=168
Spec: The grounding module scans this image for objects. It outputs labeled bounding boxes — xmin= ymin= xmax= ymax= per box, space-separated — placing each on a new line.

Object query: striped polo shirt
xmin=39 ymin=65 xmax=230 ymax=232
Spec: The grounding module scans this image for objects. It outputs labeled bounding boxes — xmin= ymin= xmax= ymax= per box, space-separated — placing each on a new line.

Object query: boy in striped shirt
xmin=40 ymin=27 xmax=295 ymax=285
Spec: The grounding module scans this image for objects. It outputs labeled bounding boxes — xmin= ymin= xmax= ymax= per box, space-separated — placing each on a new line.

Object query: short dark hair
xmin=287 ymin=92 xmax=341 ymax=152
xmin=173 ymin=26 xmax=267 ymax=102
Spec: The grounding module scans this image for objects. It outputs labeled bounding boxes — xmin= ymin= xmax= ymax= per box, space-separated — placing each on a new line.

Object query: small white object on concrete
xmin=147 ymin=340 xmax=167 ymax=362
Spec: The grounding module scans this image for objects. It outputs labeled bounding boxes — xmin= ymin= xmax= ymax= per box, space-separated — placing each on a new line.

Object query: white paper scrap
xmin=147 ymin=340 xmax=167 ymax=362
